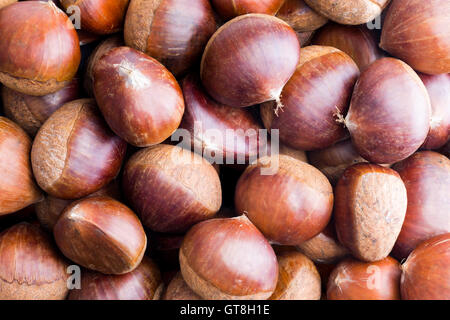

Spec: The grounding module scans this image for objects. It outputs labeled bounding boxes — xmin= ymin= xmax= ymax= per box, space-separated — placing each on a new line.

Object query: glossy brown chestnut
xmin=0 ymin=1 xmax=80 ymax=96
xmin=84 ymin=35 xmax=123 ymax=97
xmin=235 ymin=155 xmax=333 ymax=245
xmin=211 ymin=0 xmax=285 ymax=20
xmin=68 ymin=257 xmax=163 ymax=300
xmin=93 ymin=47 xmax=184 ymax=147
xmin=163 ymin=272 xmax=202 ymax=300
xmin=60 ymin=0 xmax=129 ymax=35
xmin=0 ymin=0 xmax=16 ymax=9
xmin=334 ymin=163 xmax=407 ymax=262
xmin=380 ymin=0 xmax=450 ymax=74
xmin=1 ymin=79 xmax=79 ymax=136
xmin=391 ymin=151 xmax=450 ymax=260
xmin=270 ymin=249 xmax=321 ymax=300
xmin=122 ymin=144 xmax=222 ymax=233
xmin=327 ymin=257 xmax=401 ymax=300
xmin=124 ymin=0 xmax=216 ymax=76
xmin=180 ymin=215 xmax=278 ymax=300
xmin=401 ymin=233 xmax=450 ymax=300
xmin=419 ymin=73 xmax=450 ymax=150
xmin=304 ymin=0 xmax=390 ymax=25
xmin=297 ymin=220 xmax=349 ymax=264
xmin=345 ymin=58 xmax=431 ymax=164
xmin=261 ymin=45 xmax=359 ymax=151
xmin=276 ymin=0 xmax=328 ymax=32
xmin=308 ymin=139 xmax=367 ymax=186
xmin=0 ymin=117 xmax=42 ymax=215
xmin=35 ymin=180 xmax=121 ymax=231
xmin=31 ymin=99 xmax=126 ymax=199
xmin=313 ymin=23 xmax=383 ymax=71
xmin=0 ymin=222 xmax=69 ymax=300
xmin=201 ymin=14 xmax=300 ymax=108
xmin=54 ymin=196 xmax=147 ymax=275
xmin=180 ymin=73 xmax=266 ymax=164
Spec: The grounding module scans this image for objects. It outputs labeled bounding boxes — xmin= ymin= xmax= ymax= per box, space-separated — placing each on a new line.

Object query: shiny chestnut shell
xmin=211 ymin=0 xmax=285 ymax=20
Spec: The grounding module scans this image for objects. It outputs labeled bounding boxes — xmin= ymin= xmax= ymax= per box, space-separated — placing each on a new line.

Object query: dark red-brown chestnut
xmin=211 ymin=0 xmax=285 ymax=20
xmin=391 ymin=151 xmax=450 ymax=260
xmin=235 ymin=155 xmax=333 ymax=245
xmin=124 ymin=0 xmax=217 ymax=76
xmin=93 ymin=47 xmax=185 ymax=147
xmin=122 ymin=144 xmax=222 ymax=233
xmin=180 ymin=215 xmax=279 ymax=300
xmin=334 ymin=163 xmax=407 ymax=262
xmin=261 ymin=45 xmax=359 ymax=151
xmin=31 ymin=99 xmax=126 ymax=199
xmin=54 ymin=196 xmax=147 ymax=275
xmin=0 ymin=1 xmax=80 ymax=96
xmin=0 ymin=222 xmax=69 ymax=300
xmin=68 ymin=257 xmax=163 ymax=300
xmin=163 ymin=272 xmax=202 ymax=300
xmin=276 ymin=0 xmax=328 ymax=32
xmin=201 ymin=14 xmax=300 ymax=108
xmin=327 ymin=257 xmax=401 ymax=300
xmin=344 ymin=58 xmax=431 ymax=164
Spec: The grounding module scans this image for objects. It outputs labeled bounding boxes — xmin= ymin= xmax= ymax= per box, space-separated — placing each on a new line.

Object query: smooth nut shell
xmin=277 ymin=0 xmax=328 ymax=32
xmin=211 ymin=0 xmax=285 ymax=20
xmin=163 ymin=272 xmax=202 ymax=300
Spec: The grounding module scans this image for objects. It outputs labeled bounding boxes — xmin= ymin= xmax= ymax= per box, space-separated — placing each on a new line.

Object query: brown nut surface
xmin=276 ymin=0 xmax=328 ymax=32
xmin=163 ymin=272 xmax=202 ymax=300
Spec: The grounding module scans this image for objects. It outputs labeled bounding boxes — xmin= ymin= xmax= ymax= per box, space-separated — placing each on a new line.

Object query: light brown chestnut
xmin=276 ymin=0 xmax=328 ymax=32
xmin=124 ymin=0 xmax=217 ymax=76
xmin=179 ymin=215 xmax=279 ymax=300
xmin=201 ymin=14 xmax=300 ymax=108
xmin=0 ymin=117 xmax=42 ymax=215
xmin=0 ymin=222 xmax=69 ymax=300
xmin=211 ymin=0 xmax=285 ymax=20
xmin=163 ymin=272 xmax=202 ymax=300
xmin=31 ymin=99 xmax=127 ymax=200
xmin=380 ymin=0 xmax=450 ymax=74
xmin=54 ymin=196 xmax=147 ymax=275
xmin=327 ymin=257 xmax=401 ymax=300
xmin=68 ymin=257 xmax=163 ymax=300
xmin=334 ymin=163 xmax=407 ymax=262
xmin=270 ymin=248 xmax=321 ymax=300
xmin=261 ymin=45 xmax=359 ymax=151
xmin=93 ymin=47 xmax=185 ymax=147
xmin=0 ymin=1 xmax=80 ymax=96
xmin=235 ymin=155 xmax=333 ymax=245
xmin=344 ymin=58 xmax=431 ymax=164
xmin=304 ymin=0 xmax=391 ymax=25
xmin=1 ymin=78 xmax=79 ymax=136
xmin=401 ymin=233 xmax=450 ymax=300
xmin=122 ymin=144 xmax=222 ymax=233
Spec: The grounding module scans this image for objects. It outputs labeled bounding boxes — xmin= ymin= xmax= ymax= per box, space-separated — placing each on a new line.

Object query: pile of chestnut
xmin=0 ymin=0 xmax=448 ymax=301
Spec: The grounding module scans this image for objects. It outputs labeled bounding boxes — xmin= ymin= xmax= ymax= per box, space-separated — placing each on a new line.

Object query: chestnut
xmin=1 ymin=78 xmax=80 ymax=136
xmin=31 ymin=99 xmax=127 ymax=199
xmin=0 ymin=1 xmax=80 ymax=96
xmin=211 ymin=0 xmax=285 ymax=20
xmin=401 ymin=233 xmax=450 ymax=300
xmin=235 ymin=155 xmax=333 ymax=245
xmin=68 ymin=257 xmax=163 ymax=300
xmin=180 ymin=73 xmax=266 ymax=164
xmin=163 ymin=272 xmax=202 ymax=300
xmin=54 ymin=196 xmax=147 ymax=275
xmin=0 ymin=222 xmax=69 ymax=300
xmin=276 ymin=0 xmax=328 ymax=32
xmin=327 ymin=257 xmax=401 ymax=300
xmin=296 ymin=30 xmax=315 ymax=47
xmin=93 ymin=46 xmax=185 ymax=147
xmin=419 ymin=73 xmax=450 ymax=150
xmin=279 ymin=144 xmax=308 ymax=163
xmin=391 ymin=151 xmax=450 ymax=260
xmin=60 ymin=0 xmax=129 ymax=35
xmin=304 ymin=0 xmax=391 ymax=25
xmin=261 ymin=45 xmax=359 ymax=151
xmin=0 ymin=0 xmax=16 ymax=10
xmin=344 ymin=58 xmax=431 ymax=164
xmin=334 ymin=163 xmax=407 ymax=262
xmin=179 ymin=215 xmax=279 ymax=300
xmin=122 ymin=144 xmax=222 ymax=233
xmin=380 ymin=0 xmax=450 ymax=74
xmin=270 ymin=248 xmax=321 ymax=300
xmin=124 ymin=0 xmax=217 ymax=77
xmin=0 ymin=117 xmax=42 ymax=215
xmin=313 ymin=23 xmax=384 ymax=71
xmin=201 ymin=14 xmax=300 ymax=108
